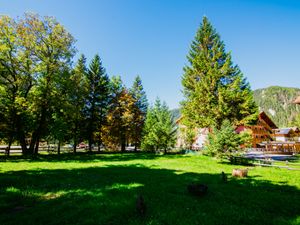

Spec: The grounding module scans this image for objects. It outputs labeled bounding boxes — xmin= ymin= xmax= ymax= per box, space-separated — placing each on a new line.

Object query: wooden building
xmin=236 ymin=111 xmax=277 ymax=147
xmin=273 ymin=127 xmax=300 ymax=142
xmin=175 ymin=118 xmax=210 ymax=150
xmin=177 ymin=111 xmax=300 ymax=153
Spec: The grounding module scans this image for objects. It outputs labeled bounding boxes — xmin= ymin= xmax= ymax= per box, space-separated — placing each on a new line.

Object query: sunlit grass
xmin=0 ymin=153 xmax=299 ymax=225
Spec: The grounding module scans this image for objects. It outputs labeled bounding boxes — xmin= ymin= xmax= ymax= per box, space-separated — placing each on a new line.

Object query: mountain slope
xmin=253 ymin=86 xmax=300 ymax=128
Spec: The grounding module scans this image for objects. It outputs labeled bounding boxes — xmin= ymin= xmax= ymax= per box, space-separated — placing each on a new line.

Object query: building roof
xmin=274 ymin=128 xmax=293 ymax=135
xmin=291 ymin=127 xmax=300 ymax=132
xmin=293 ymin=96 xmax=300 ymax=104
xmin=259 ymin=111 xmax=278 ymax=129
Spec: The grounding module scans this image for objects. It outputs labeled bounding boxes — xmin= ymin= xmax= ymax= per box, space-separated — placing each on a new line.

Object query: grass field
xmin=0 ymin=153 xmax=299 ymax=225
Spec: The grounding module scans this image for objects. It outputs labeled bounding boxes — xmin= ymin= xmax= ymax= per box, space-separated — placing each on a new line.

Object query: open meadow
xmin=0 ymin=153 xmax=299 ymax=225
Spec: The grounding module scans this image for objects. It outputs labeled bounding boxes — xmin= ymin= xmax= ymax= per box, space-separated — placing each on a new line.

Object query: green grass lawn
xmin=0 ymin=153 xmax=299 ymax=225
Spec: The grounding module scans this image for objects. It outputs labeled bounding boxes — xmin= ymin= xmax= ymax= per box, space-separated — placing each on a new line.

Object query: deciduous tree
xmin=103 ymin=76 xmax=134 ymax=151
xmin=24 ymin=14 xmax=76 ymax=154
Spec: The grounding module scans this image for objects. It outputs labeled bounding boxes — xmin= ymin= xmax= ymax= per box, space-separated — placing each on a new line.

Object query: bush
xmin=205 ymin=120 xmax=251 ymax=159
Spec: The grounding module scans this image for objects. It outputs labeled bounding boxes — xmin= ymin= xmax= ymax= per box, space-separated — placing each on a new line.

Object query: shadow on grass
xmin=0 ymin=164 xmax=299 ymax=225
xmin=0 ymin=152 xmax=176 ymax=163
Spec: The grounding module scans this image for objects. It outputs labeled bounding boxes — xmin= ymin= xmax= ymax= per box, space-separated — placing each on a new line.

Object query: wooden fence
xmin=246 ymin=142 xmax=300 ymax=154
xmin=0 ymin=145 xmax=76 ymax=155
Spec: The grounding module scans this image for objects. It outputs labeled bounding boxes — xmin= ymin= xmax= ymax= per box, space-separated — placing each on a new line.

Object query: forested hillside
xmin=253 ymin=86 xmax=300 ymax=128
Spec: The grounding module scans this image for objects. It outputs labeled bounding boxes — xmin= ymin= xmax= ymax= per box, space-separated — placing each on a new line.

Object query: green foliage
xmin=253 ymin=86 xmax=300 ymax=128
xmin=103 ymin=77 xmax=135 ymax=151
xmin=0 ymin=14 xmax=151 ymax=155
xmin=181 ymin=17 xmax=258 ymax=129
xmin=66 ymin=54 xmax=88 ymax=152
xmin=84 ymin=54 xmax=110 ymax=151
xmin=141 ymin=99 xmax=177 ymax=153
xmin=0 ymin=13 xmax=76 ymax=154
xmin=129 ymin=76 xmax=148 ymax=149
xmin=290 ymin=113 xmax=300 ymax=128
xmin=206 ymin=120 xmax=250 ymax=158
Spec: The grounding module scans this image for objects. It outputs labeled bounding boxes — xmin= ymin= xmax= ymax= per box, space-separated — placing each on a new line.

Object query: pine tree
xmin=84 ymin=54 xmax=110 ymax=151
xmin=206 ymin=120 xmax=251 ymax=159
xmin=67 ymin=54 xmax=88 ymax=153
xmin=181 ymin=17 xmax=257 ymax=129
xmin=141 ymin=99 xmax=177 ymax=153
xmin=130 ymin=76 xmax=148 ymax=150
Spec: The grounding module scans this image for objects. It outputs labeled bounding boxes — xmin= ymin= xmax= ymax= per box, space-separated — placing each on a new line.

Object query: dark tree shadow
xmin=0 ymin=163 xmax=299 ymax=225
xmin=0 ymin=152 xmax=177 ymax=163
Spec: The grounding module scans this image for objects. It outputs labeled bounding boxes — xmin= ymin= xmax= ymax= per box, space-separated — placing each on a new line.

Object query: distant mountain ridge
xmin=253 ymin=86 xmax=300 ymax=128
xmin=171 ymin=86 xmax=300 ymax=128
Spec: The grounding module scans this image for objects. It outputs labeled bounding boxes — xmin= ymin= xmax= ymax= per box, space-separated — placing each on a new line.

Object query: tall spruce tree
xmin=68 ymin=54 xmax=88 ymax=153
xmin=130 ymin=76 xmax=148 ymax=150
xmin=181 ymin=17 xmax=257 ymax=129
xmin=84 ymin=54 xmax=110 ymax=151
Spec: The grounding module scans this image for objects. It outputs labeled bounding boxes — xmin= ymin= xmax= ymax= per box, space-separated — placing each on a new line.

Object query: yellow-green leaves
xmin=0 ymin=13 xmax=76 ymax=154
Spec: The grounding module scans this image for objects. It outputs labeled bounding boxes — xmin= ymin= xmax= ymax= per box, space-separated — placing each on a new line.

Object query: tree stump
xmin=136 ymin=195 xmax=146 ymax=216
xmin=187 ymin=183 xmax=208 ymax=196
xmin=232 ymin=168 xmax=248 ymax=178
xmin=221 ymin=171 xmax=227 ymax=182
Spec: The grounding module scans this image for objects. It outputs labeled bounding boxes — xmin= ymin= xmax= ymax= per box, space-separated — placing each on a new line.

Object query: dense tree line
xmin=0 ymin=14 xmax=158 ymax=155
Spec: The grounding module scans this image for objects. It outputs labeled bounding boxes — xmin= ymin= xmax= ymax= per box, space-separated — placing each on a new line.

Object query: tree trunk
xmin=97 ymin=140 xmax=101 ymax=152
xmin=57 ymin=140 xmax=61 ymax=155
xmin=19 ymin=135 xmax=28 ymax=154
xmin=121 ymin=142 xmax=126 ymax=152
xmin=88 ymin=138 xmax=92 ymax=152
xmin=29 ymin=132 xmax=37 ymax=154
xmin=97 ymin=128 xmax=102 ymax=152
xmin=6 ymin=138 xmax=12 ymax=156
xmin=34 ymin=136 xmax=40 ymax=155
xmin=98 ymin=120 xmax=102 ymax=152
xmin=121 ymin=130 xmax=126 ymax=152
xmin=32 ymin=106 xmax=47 ymax=155
xmin=15 ymin=114 xmax=29 ymax=154
xmin=73 ymin=137 xmax=77 ymax=154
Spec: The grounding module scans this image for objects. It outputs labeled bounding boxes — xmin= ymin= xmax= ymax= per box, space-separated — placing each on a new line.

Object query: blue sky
xmin=1 ymin=0 xmax=300 ymax=108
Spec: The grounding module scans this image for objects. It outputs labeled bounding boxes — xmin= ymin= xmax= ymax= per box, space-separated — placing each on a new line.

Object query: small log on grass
xmin=187 ymin=183 xmax=208 ymax=196
xmin=136 ymin=195 xmax=146 ymax=216
xmin=221 ymin=171 xmax=227 ymax=183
